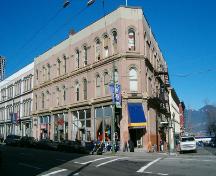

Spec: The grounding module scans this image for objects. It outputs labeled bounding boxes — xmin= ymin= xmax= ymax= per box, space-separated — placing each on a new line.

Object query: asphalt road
xmin=0 ymin=144 xmax=216 ymax=176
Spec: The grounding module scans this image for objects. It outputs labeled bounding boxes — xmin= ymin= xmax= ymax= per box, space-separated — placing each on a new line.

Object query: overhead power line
xmin=171 ymin=67 xmax=216 ymax=77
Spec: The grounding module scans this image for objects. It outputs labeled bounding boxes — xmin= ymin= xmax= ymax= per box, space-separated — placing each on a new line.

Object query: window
xmin=76 ymin=82 xmax=79 ymax=101
xmin=95 ymin=39 xmax=101 ymax=60
xmin=129 ymin=68 xmax=138 ymax=91
xmin=47 ymin=64 xmax=51 ymax=80
xmin=63 ymin=55 xmax=67 ymax=73
xmin=104 ymin=72 xmax=109 ymax=95
xmin=96 ymin=74 xmax=101 ymax=97
xmin=63 ymin=89 xmax=66 ymax=101
xmin=43 ymin=66 xmax=46 ymax=81
xmin=114 ymin=69 xmax=119 ymax=83
xmin=35 ymin=94 xmax=37 ymax=111
xmin=72 ymin=109 xmax=91 ymax=141
xmin=42 ymin=93 xmax=45 ymax=109
xmin=103 ymin=34 xmax=109 ymax=58
xmin=112 ymin=30 xmax=117 ymax=53
xmin=36 ymin=69 xmax=39 ymax=80
xmin=83 ymin=46 xmax=88 ymax=66
xmin=83 ymin=79 xmax=87 ymax=100
xmin=57 ymin=59 xmax=61 ymax=76
xmin=76 ymin=50 xmax=80 ymax=68
xmin=128 ymin=28 xmax=135 ymax=51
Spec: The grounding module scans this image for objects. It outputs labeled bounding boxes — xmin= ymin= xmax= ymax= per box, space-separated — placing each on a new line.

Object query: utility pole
xmin=112 ymin=61 xmax=116 ymax=153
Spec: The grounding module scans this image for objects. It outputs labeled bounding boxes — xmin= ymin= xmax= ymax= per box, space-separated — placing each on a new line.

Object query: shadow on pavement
xmin=0 ymin=145 xmax=88 ymax=176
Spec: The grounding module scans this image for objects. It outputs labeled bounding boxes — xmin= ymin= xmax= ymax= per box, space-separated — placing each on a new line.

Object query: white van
xmin=179 ymin=136 xmax=197 ymax=153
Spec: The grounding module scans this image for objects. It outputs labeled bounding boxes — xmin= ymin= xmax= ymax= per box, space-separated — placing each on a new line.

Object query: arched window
xmin=103 ymin=34 xmax=109 ymax=58
xmin=95 ymin=39 xmax=101 ymax=61
xmin=76 ymin=82 xmax=79 ymax=101
xmin=63 ymin=55 xmax=67 ymax=73
xmin=47 ymin=64 xmax=51 ymax=80
xmin=35 ymin=94 xmax=38 ymax=111
xmin=83 ymin=78 xmax=87 ymax=100
xmin=83 ymin=46 xmax=88 ymax=66
xmin=96 ymin=74 xmax=101 ymax=97
xmin=112 ymin=30 xmax=117 ymax=53
xmin=57 ymin=59 xmax=61 ymax=76
xmin=114 ymin=69 xmax=119 ymax=83
xmin=128 ymin=28 xmax=135 ymax=51
xmin=76 ymin=50 xmax=80 ymax=68
xmin=104 ymin=72 xmax=109 ymax=95
xmin=41 ymin=93 xmax=45 ymax=108
xmin=129 ymin=68 xmax=138 ymax=91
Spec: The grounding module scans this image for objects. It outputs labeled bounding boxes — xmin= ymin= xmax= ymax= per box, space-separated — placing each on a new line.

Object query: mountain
xmin=185 ymin=105 xmax=216 ymax=136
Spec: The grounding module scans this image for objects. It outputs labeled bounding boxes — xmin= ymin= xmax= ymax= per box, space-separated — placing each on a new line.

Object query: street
xmin=0 ymin=145 xmax=216 ymax=176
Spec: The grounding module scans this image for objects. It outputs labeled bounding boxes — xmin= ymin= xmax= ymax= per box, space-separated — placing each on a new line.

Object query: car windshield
xmin=181 ymin=137 xmax=195 ymax=142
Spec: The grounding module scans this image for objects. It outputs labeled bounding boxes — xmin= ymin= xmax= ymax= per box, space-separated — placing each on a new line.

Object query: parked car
xmin=209 ymin=138 xmax=216 ymax=148
xmin=36 ymin=139 xmax=58 ymax=150
xmin=19 ymin=136 xmax=37 ymax=147
xmin=179 ymin=136 xmax=197 ymax=153
xmin=57 ymin=140 xmax=90 ymax=154
xmin=4 ymin=135 xmax=21 ymax=146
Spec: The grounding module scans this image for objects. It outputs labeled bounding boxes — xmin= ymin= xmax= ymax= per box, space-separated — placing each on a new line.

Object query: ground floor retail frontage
xmin=0 ymin=117 xmax=33 ymax=139
xmin=32 ymin=99 xmax=167 ymax=151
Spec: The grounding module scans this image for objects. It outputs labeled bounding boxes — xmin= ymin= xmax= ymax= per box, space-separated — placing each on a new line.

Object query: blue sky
xmin=0 ymin=0 xmax=216 ymax=110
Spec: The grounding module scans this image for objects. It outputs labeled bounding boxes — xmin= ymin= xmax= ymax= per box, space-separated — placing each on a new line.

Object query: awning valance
xmin=128 ymin=103 xmax=147 ymax=128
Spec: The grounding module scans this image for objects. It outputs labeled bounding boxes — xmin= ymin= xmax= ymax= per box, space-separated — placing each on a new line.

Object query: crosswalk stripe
xmin=74 ymin=156 xmax=116 ymax=165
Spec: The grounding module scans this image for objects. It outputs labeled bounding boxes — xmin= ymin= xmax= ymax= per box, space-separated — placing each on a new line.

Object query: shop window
xmin=95 ymin=106 xmax=112 ymax=142
xmin=128 ymin=28 xmax=135 ymax=51
xmin=129 ymin=68 xmax=138 ymax=91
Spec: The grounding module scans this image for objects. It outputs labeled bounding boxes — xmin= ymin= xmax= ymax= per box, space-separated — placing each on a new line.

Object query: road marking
xmin=137 ymin=158 xmax=162 ymax=173
xmin=73 ymin=173 xmax=79 ymax=176
xmin=143 ymin=171 xmax=153 ymax=174
xmin=41 ymin=169 xmax=68 ymax=176
xmin=74 ymin=156 xmax=116 ymax=165
xmin=18 ymin=162 xmax=41 ymax=170
xmin=157 ymin=173 xmax=168 ymax=176
xmin=95 ymin=157 xmax=128 ymax=167
xmin=165 ymin=158 xmax=215 ymax=162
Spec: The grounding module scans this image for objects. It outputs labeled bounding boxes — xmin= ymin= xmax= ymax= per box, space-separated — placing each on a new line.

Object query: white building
xmin=168 ymin=88 xmax=180 ymax=151
xmin=0 ymin=62 xmax=34 ymax=139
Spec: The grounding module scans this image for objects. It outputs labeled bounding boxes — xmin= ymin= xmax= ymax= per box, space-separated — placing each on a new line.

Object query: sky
xmin=0 ymin=0 xmax=216 ymax=110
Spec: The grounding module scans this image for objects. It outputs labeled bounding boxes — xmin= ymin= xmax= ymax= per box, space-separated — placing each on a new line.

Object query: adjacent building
xmin=0 ymin=56 xmax=6 ymax=81
xmin=32 ymin=6 xmax=171 ymax=151
xmin=0 ymin=63 xmax=34 ymax=139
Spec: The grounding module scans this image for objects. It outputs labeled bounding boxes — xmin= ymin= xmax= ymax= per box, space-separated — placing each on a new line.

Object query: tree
xmin=205 ymin=105 xmax=216 ymax=137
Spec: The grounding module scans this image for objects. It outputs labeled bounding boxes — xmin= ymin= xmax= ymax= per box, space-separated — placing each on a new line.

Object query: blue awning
xmin=128 ymin=103 xmax=147 ymax=128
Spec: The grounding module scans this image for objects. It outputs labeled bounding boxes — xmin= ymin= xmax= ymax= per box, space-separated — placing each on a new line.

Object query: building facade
xmin=0 ymin=56 xmax=6 ymax=81
xmin=168 ymin=88 xmax=180 ymax=151
xmin=0 ymin=63 xmax=34 ymax=139
xmin=32 ymin=6 xmax=171 ymax=151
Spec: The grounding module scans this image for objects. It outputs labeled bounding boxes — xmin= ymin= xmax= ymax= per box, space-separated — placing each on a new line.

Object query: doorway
xmin=129 ymin=128 xmax=145 ymax=148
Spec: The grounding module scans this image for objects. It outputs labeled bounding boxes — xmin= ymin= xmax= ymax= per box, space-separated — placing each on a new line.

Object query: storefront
xmin=21 ymin=119 xmax=33 ymax=137
xmin=127 ymin=103 xmax=147 ymax=148
xmin=95 ymin=106 xmax=113 ymax=143
xmin=72 ymin=109 xmax=91 ymax=141
xmin=39 ymin=116 xmax=51 ymax=139
xmin=54 ymin=113 xmax=68 ymax=142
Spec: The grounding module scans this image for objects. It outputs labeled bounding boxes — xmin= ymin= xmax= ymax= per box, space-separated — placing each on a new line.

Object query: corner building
xmin=33 ymin=6 xmax=170 ymax=151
